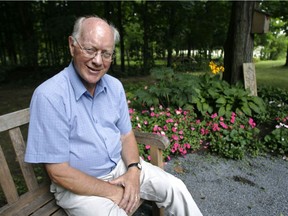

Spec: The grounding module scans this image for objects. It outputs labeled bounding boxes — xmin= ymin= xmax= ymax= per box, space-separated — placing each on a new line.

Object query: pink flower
xmin=181 ymin=149 xmax=187 ymax=155
xmin=211 ymin=113 xmax=218 ymax=119
xmin=184 ymin=143 xmax=191 ymax=149
xmin=150 ymin=107 xmax=154 ymax=111
xmin=196 ymin=120 xmax=201 ymax=124
xmin=150 ymin=112 xmax=156 ymax=117
xmin=173 ymin=142 xmax=180 ymax=149
xmin=166 ymin=118 xmax=174 ymax=123
xmin=183 ymin=111 xmax=188 ymax=116
xmin=172 ymin=127 xmax=177 ymax=133
xmin=220 ymin=122 xmax=228 ymax=129
xmin=191 ymin=127 xmax=195 ymax=131
xmin=220 ymin=116 xmax=224 ymax=121
xmin=179 ymin=130 xmax=184 ymax=135
xmin=175 ymin=109 xmax=182 ymax=115
xmin=137 ymin=123 xmax=141 ymax=128
xmin=240 ymin=125 xmax=245 ymax=129
xmin=212 ymin=123 xmax=220 ymax=131
xmin=171 ymin=147 xmax=176 ymax=153
xmin=163 ymin=125 xmax=168 ymax=131
xmin=248 ymin=118 xmax=256 ymax=128
xmin=147 ymin=155 xmax=151 ymax=161
xmin=166 ymin=112 xmax=171 ymax=117
xmin=230 ymin=116 xmax=235 ymax=124
xmin=129 ymin=108 xmax=134 ymax=114
xmin=143 ymin=120 xmax=148 ymax=125
xmin=145 ymin=145 xmax=150 ymax=150
xmin=200 ymin=128 xmax=209 ymax=135
xmin=172 ymin=134 xmax=179 ymax=141
xmin=153 ymin=125 xmax=158 ymax=132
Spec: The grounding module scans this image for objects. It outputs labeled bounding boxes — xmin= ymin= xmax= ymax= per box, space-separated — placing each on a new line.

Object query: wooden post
xmin=243 ymin=63 xmax=257 ymax=96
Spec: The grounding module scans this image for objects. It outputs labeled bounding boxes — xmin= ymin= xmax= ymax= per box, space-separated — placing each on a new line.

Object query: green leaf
xmin=218 ymin=106 xmax=226 ymax=116
xmin=241 ymin=105 xmax=252 ymax=116
xmin=203 ymin=103 xmax=209 ymax=112
xmin=216 ymin=97 xmax=226 ymax=104
xmin=248 ymin=102 xmax=261 ymax=114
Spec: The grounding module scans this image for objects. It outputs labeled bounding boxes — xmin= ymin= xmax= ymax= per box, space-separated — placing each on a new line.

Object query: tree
xmin=223 ymin=1 xmax=256 ymax=85
xmin=261 ymin=0 xmax=288 ymax=66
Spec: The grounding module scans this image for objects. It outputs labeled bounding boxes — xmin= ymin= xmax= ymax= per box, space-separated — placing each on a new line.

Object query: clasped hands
xmin=109 ymin=169 xmax=141 ymax=213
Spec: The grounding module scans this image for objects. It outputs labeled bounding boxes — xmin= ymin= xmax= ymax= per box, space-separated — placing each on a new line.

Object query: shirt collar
xmin=68 ymin=62 xmax=107 ymax=101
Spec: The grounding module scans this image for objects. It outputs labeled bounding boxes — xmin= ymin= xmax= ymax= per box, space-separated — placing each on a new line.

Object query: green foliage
xmin=203 ymin=112 xmax=263 ymax=159
xmin=257 ymin=86 xmax=288 ymax=155
xmin=134 ymin=68 xmax=267 ymax=122
xmin=191 ymin=75 xmax=267 ymax=119
xmin=134 ymin=67 xmax=200 ymax=109
xmin=128 ymin=68 xmax=287 ymax=160
xmin=264 ymin=123 xmax=288 ymax=155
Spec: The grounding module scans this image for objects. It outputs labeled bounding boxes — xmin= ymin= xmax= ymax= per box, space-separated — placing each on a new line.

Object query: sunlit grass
xmin=255 ymin=59 xmax=288 ymax=90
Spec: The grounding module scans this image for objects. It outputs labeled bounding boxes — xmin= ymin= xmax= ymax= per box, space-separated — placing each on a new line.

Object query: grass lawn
xmin=255 ymin=59 xmax=288 ymax=90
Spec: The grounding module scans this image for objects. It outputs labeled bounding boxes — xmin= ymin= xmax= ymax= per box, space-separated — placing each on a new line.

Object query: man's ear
xmin=68 ymin=36 xmax=75 ymax=57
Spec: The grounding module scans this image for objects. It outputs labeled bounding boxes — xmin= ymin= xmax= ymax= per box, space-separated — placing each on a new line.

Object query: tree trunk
xmin=117 ymin=1 xmax=125 ymax=74
xmin=142 ymin=1 xmax=151 ymax=75
xmin=223 ymin=1 xmax=256 ymax=85
xmin=285 ymin=44 xmax=288 ymax=66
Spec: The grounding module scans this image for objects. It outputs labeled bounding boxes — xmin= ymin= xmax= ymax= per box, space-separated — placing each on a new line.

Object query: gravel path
xmin=135 ymin=152 xmax=288 ymax=216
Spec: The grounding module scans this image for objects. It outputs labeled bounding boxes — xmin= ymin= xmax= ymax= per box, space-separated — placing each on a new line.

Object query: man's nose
xmin=91 ymin=52 xmax=103 ymax=64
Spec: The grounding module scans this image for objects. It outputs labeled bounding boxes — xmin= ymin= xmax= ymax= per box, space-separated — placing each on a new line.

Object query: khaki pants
xmin=50 ymin=158 xmax=203 ymax=216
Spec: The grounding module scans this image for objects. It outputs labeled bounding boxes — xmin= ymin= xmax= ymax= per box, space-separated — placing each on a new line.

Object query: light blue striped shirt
xmin=25 ymin=62 xmax=132 ymax=177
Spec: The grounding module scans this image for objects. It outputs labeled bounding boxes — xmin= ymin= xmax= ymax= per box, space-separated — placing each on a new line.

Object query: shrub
xmin=134 ymin=67 xmax=267 ymax=121
xmin=126 ymin=68 xmax=287 ymax=160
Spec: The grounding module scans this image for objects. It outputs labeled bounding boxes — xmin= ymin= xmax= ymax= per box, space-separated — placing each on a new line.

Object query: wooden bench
xmin=0 ymin=108 xmax=170 ymax=216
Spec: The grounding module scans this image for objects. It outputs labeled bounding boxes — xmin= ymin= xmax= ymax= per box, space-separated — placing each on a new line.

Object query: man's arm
xmin=45 ymin=163 xmax=124 ymax=204
xmin=109 ymin=130 xmax=141 ymax=213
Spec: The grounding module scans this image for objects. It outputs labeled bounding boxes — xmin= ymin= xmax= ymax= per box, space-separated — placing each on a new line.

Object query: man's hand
xmin=109 ymin=168 xmax=141 ymax=213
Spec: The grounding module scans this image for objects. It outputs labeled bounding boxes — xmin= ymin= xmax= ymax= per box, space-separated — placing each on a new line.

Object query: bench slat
xmin=134 ymin=130 xmax=170 ymax=150
xmin=0 ymin=108 xmax=29 ymax=132
xmin=9 ymin=127 xmax=39 ymax=191
xmin=0 ymin=144 xmax=19 ymax=204
xmin=0 ymin=184 xmax=50 ymax=216
xmin=50 ymin=208 xmax=68 ymax=216
xmin=14 ymin=190 xmax=56 ymax=216
xmin=30 ymin=199 xmax=65 ymax=216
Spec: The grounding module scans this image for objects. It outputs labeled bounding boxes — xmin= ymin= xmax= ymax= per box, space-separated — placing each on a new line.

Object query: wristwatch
xmin=128 ymin=162 xmax=142 ymax=170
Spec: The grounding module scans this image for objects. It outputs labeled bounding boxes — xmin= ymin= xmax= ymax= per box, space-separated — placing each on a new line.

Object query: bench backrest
xmin=0 ymin=108 xmax=66 ymax=215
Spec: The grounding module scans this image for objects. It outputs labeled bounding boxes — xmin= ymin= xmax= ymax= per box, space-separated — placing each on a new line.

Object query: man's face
xmin=69 ymin=18 xmax=115 ymax=94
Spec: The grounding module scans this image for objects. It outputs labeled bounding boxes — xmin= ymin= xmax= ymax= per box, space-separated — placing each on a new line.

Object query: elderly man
xmin=25 ymin=15 xmax=202 ymax=216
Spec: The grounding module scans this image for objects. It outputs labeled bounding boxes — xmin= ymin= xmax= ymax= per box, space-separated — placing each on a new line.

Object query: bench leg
xmin=152 ymin=203 xmax=164 ymax=216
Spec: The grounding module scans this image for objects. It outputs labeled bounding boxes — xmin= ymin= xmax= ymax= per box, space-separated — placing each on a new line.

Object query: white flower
xmin=280 ymin=123 xmax=288 ymax=129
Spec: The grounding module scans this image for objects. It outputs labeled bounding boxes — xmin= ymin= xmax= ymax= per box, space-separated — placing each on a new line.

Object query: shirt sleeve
xmin=116 ymin=84 xmax=132 ymax=135
xmin=25 ymin=89 xmax=70 ymax=163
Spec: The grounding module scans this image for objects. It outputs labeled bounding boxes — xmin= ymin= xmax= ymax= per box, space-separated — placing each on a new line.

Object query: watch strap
xmin=127 ymin=162 xmax=141 ymax=170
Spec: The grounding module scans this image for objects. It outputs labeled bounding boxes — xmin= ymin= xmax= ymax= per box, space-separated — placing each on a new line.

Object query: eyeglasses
xmin=73 ymin=37 xmax=115 ymax=62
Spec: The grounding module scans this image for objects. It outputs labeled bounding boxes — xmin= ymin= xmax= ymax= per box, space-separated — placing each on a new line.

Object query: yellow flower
xmin=209 ymin=61 xmax=224 ymax=75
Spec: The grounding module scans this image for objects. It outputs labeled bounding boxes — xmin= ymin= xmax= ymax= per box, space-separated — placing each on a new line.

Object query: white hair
xmin=71 ymin=15 xmax=120 ymax=46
